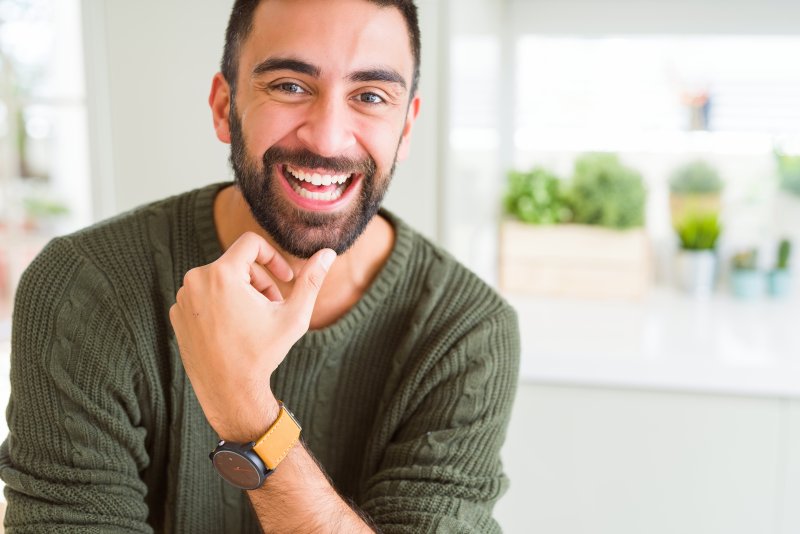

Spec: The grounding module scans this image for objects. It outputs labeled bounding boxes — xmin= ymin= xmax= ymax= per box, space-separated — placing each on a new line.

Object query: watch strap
xmin=252 ymin=402 xmax=301 ymax=470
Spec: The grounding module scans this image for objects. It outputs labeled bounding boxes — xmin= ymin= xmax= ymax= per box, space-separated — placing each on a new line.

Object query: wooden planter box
xmin=500 ymin=221 xmax=653 ymax=300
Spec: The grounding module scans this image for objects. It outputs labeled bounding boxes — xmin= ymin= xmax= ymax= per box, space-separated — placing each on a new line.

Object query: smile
xmin=285 ymin=165 xmax=352 ymax=201
xmin=278 ymin=164 xmax=362 ymax=211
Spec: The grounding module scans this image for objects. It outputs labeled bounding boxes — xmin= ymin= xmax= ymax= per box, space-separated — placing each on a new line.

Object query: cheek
xmin=241 ymin=104 xmax=304 ymax=157
xmin=352 ymin=116 xmax=405 ymax=171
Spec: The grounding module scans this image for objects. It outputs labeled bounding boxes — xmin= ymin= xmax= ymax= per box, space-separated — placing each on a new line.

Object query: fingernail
xmin=320 ymin=249 xmax=336 ymax=271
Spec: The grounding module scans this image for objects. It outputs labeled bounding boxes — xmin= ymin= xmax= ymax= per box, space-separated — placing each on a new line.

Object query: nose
xmin=296 ymin=95 xmax=357 ymax=158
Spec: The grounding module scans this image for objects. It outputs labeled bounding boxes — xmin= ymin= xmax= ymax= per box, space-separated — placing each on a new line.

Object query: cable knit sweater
xmin=0 ymin=182 xmax=519 ymax=533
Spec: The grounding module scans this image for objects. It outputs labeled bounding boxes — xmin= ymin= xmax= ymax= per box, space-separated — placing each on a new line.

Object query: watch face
xmin=211 ymin=450 xmax=263 ymax=490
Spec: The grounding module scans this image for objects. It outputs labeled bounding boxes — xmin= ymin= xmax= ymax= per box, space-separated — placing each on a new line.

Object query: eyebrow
xmin=347 ymin=68 xmax=407 ymax=91
xmin=252 ymin=57 xmax=321 ymax=78
xmin=252 ymin=56 xmax=407 ymax=91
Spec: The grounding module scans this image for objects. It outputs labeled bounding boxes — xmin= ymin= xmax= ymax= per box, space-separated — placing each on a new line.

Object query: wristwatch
xmin=209 ymin=402 xmax=301 ymax=490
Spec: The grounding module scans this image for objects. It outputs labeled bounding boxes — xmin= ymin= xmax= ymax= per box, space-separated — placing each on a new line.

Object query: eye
xmin=357 ymin=92 xmax=385 ymax=105
xmin=274 ymin=82 xmax=307 ymax=94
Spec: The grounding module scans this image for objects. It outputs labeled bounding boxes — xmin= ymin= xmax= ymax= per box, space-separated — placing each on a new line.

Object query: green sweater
xmin=0 ymin=183 xmax=519 ymax=533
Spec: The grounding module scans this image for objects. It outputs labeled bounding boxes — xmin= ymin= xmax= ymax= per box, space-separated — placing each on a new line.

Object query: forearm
xmin=213 ymin=396 xmax=374 ymax=533
xmin=247 ymin=441 xmax=376 ymax=533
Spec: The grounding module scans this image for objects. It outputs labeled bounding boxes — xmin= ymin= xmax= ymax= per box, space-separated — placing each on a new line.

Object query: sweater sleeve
xmin=0 ymin=238 xmax=152 ymax=533
xmin=360 ymin=305 xmax=520 ymax=533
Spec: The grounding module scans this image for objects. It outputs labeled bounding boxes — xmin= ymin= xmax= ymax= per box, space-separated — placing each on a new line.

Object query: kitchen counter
xmin=508 ymin=287 xmax=800 ymax=398
xmin=3 ymin=287 xmax=799 ymax=398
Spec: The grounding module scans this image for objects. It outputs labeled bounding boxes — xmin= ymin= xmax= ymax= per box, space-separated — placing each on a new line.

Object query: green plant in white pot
xmin=668 ymin=160 xmax=724 ymax=226
xmin=730 ymin=249 xmax=765 ymax=299
xmin=499 ymin=154 xmax=651 ymax=300
xmin=768 ymin=239 xmax=792 ymax=298
xmin=674 ymin=213 xmax=722 ymax=296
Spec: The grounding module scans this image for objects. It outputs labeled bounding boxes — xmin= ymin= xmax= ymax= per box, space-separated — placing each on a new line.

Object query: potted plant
xmin=500 ymin=154 xmax=651 ymax=299
xmin=569 ymin=153 xmax=647 ymax=229
xmin=730 ymin=249 xmax=765 ymax=299
xmin=503 ymin=167 xmax=571 ymax=225
xmin=768 ymin=239 xmax=792 ymax=298
xmin=776 ymin=151 xmax=800 ymax=197
xmin=774 ymin=150 xmax=800 ymax=245
xmin=674 ymin=213 xmax=722 ymax=296
xmin=668 ymin=160 xmax=724 ymax=226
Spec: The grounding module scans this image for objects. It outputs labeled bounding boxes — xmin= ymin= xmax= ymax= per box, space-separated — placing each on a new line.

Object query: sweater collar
xmin=192 ymin=182 xmax=414 ymax=345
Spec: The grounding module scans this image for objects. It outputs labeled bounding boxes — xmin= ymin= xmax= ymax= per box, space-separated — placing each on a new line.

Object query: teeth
xmin=289 ymin=180 xmax=347 ymax=202
xmin=287 ymin=165 xmax=349 ymax=185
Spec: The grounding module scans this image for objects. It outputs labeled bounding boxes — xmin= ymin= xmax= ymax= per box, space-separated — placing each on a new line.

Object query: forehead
xmin=241 ymin=0 xmax=414 ymax=83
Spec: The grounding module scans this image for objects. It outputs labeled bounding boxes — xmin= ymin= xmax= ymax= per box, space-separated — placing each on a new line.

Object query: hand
xmin=169 ymin=232 xmax=336 ymax=441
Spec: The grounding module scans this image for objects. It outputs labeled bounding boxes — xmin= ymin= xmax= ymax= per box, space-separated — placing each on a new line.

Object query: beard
xmin=228 ymin=102 xmax=398 ymax=259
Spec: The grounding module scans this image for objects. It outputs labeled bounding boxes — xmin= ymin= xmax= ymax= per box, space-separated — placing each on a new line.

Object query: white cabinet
xmin=497 ymin=384 xmax=788 ymax=534
xmin=497 ymin=290 xmax=800 ymax=534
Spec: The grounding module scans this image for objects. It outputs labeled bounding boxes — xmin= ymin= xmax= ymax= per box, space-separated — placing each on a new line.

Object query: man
xmin=0 ymin=0 xmax=519 ymax=532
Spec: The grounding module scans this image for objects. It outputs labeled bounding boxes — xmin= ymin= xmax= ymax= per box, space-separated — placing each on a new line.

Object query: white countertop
xmin=2 ymin=289 xmax=798 ymax=399
xmin=508 ymin=288 xmax=800 ymax=398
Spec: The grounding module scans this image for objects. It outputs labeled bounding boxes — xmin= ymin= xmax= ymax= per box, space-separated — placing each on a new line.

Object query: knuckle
xmin=210 ymin=263 xmax=232 ymax=286
xmin=183 ymin=267 xmax=202 ymax=287
xmin=238 ymin=231 xmax=261 ymax=249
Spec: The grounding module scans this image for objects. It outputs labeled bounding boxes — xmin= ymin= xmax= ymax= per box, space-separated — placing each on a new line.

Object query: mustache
xmin=262 ymin=146 xmax=376 ymax=176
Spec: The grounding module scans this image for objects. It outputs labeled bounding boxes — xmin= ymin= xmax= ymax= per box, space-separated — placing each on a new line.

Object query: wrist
xmin=216 ymin=391 xmax=281 ymax=443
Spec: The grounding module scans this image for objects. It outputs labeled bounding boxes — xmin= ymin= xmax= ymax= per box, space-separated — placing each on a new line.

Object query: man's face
xmin=224 ymin=0 xmax=419 ymax=258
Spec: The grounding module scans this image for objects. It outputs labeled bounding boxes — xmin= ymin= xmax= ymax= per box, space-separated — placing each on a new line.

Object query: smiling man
xmin=0 ymin=1 xmax=519 ymax=532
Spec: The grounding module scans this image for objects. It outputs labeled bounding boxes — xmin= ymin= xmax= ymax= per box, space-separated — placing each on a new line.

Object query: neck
xmin=213 ymin=184 xmax=394 ymax=329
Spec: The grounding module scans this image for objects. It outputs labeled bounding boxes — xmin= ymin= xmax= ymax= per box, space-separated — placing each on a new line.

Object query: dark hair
xmin=221 ymin=0 xmax=421 ymax=99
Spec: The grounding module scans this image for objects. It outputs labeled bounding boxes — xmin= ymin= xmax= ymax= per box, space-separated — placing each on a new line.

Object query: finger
xmin=287 ymin=249 xmax=336 ymax=318
xmin=264 ymin=285 xmax=284 ymax=302
xmin=223 ymin=232 xmax=294 ymax=282
xmin=250 ymin=263 xmax=284 ymax=301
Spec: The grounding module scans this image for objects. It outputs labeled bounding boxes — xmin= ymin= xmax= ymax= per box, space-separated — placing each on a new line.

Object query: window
xmin=0 ymin=0 xmax=89 ymax=480
xmin=0 ymin=0 xmax=90 ymax=234
xmin=514 ymin=36 xmax=800 ymax=153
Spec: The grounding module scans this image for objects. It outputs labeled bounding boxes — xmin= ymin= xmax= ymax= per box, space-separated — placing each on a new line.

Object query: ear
xmin=396 ymin=94 xmax=421 ymax=162
xmin=209 ymin=72 xmax=232 ymax=144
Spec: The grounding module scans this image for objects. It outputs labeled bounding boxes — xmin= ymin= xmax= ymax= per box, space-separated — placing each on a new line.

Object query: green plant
xmin=669 ymin=160 xmax=724 ymax=194
xmin=732 ymin=249 xmax=758 ymax=271
xmin=569 ymin=153 xmax=646 ymax=229
xmin=776 ymin=150 xmax=800 ymax=197
xmin=22 ymin=196 xmax=69 ymax=219
xmin=504 ymin=167 xmax=571 ymax=225
xmin=675 ymin=213 xmax=722 ymax=251
xmin=776 ymin=239 xmax=792 ymax=270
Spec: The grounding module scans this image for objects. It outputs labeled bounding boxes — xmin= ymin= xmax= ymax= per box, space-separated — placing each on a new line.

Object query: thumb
xmin=288 ymin=248 xmax=337 ymax=318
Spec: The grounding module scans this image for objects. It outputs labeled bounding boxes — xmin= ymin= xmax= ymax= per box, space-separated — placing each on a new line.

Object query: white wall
xmin=509 ymin=0 xmax=800 ymax=35
xmin=82 ymin=0 xmax=442 ymax=241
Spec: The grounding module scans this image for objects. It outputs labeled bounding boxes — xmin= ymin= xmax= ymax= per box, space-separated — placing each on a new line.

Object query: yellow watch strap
xmin=252 ymin=402 xmax=301 ymax=470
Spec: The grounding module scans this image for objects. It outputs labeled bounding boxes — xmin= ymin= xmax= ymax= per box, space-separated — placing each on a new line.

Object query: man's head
xmin=210 ymin=0 xmax=421 ymax=258
xmin=222 ymin=0 xmax=421 ymax=100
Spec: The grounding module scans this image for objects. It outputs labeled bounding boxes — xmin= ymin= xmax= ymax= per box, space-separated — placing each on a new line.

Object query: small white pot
xmin=676 ymin=250 xmax=717 ymax=297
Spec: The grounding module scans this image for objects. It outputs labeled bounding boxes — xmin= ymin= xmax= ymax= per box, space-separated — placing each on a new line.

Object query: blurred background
xmin=1 ymin=0 xmax=799 ymax=532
